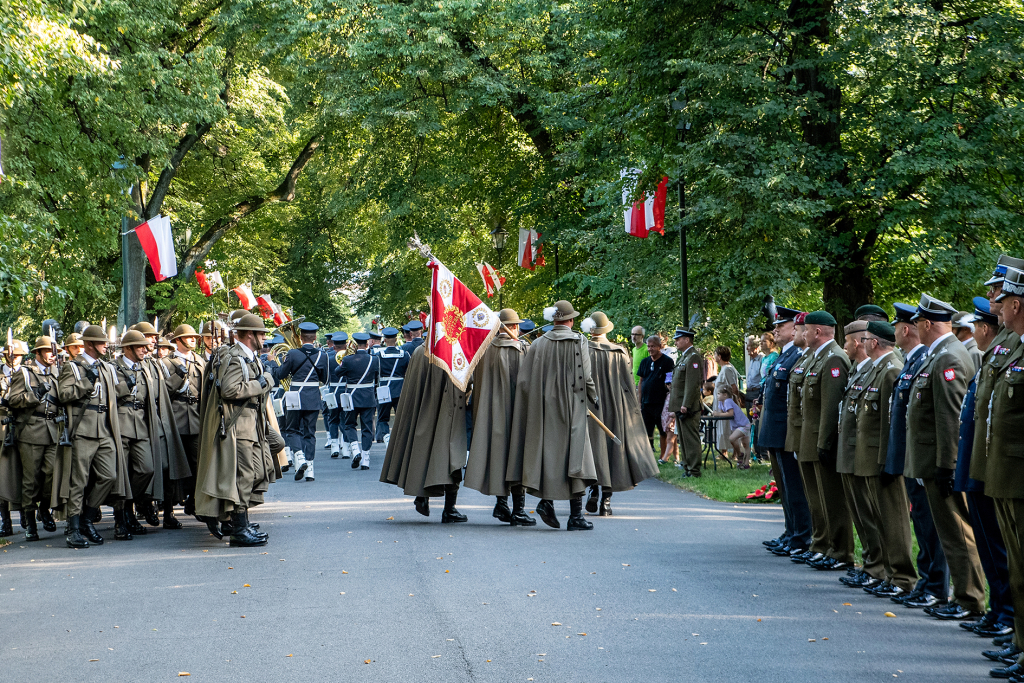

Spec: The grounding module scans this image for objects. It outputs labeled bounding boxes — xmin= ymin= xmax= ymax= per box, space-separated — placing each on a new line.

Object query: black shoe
xmin=140 ymin=500 xmax=160 ymax=527
xmin=38 ymin=508 xmax=56 ymax=533
xmin=536 ymin=499 xmax=560 ymax=529
xmin=995 ymin=634 xmax=1016 ymax=646
xmin=113 ymin=508 xmax=133 ymax=541
xmin=567 ymin=497 xmax=594 ymax=531
xmin=599 ymin=495 xmax=612 ymax=516
xmin=791 ymin=550 xmax=817 ymax=564
xmin=163 ymin=507 xmax=183 ymax=530
xmin=978 ymin=625 xmax=1016 ymax=639
xmin=991 ymin=662 xmax=1024 ymax=679
xmin=763 ymin=537 xmax=784 ymax=548
xmin=932 ymin=604 xmax=984 ymax=621
xmin=870 ymin=583 xmax=905 ymax=599
xmin=91 ymin=507 xmax=102 ymax=523
xmin=229 ymin=510 xmax=268 ymax=547
xmin=585 ymin=486 xmax=599 ymax=514
xmin=964 ymin=613 xmax=997 ymax=631
xmin=492 ymin=497 xmax=512 ymax=524
xmin=510 ymin=492 xmax=537 ymax=527
xmin=0 ymin=509 xmax=12 ymax=537
xmin=414 ymin=497 xmax=430 ymax=517
xmin=80 ymin=506 xmax=104 ymax=544
xmin=350 ymin=454 xmax=361 ymax=469
xmin=23 ymin=514 xmax=39 ymax=542
xmin=124 ymin=506 xmax=146 ymax=535
xmin=985 ymin=644 xmax=1023 ymax=664
xmin=19 ymin=509 xmax=27 ymax=528
xmin=65 ymin=515 xmax=88 ymax=549
xmin=807 ymin=555 xmax=833 ymax=569
xmin=840 ymin=571 xmax=866 ymax=587
xmin=441 ymin=487 xmax=467 ymax=523
xmin=904 ymin=593 xmax=943 ymax=609
xmin=771 ymin=545 xmax=798 ymax=556
xmin=183 ymin=498 xmax=195 ymax=517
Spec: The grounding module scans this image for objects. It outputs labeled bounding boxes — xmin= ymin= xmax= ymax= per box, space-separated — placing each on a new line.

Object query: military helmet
xmin=81 ymin=325 xmax=108 ymax=343
xmin=63 ymin=333 xmax=84 ymax=348
xmin=171 ymin=324 xmax=201 ymax=339
xmin=32 ymin=336 xmax=55 ymax=352
xmin=120 ymin=330 xmax=150 ymax=347
xmin=131 ymin=321 xmax=158 ymax=336
xmin=234 ymin=313 xmax=269 ymax=332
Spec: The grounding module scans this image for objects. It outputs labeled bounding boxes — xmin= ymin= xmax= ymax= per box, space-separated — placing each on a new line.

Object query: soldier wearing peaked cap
xmin=904 ymin=294 xmax=986 ymax=619
xmin=339 ymin=332 xmax=381 ymax=469
xmin=163 ymin=324 xmax=205 ymax=520
xmin=951 ymin=311 xmax=983 ymax=372
xmin=374 ymin=327 xmax=409 ymax=445
xmin=668 ymin=327 xmax=703 ymax=479
xmin=325 ymin=332 xmax=349 ymax=458
xmin=272 ymin=321 xmax=328 ymax=482
xmin=402 ymin=320 xmax=425 ymax=354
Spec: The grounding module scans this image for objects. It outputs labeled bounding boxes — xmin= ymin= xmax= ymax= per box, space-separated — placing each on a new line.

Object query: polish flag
xmin=195 ymin=269 xmax=224 ymax=297
xmin=622 ymin=170 xmax=669 ymax=238
xmin=475 ymin=262 xmax=506 ymax=298
xmin=231 ymin=283 xmax=257 ymax=310
xmin=518 ymin=229 xmax=544 ymax=270
xmin=256 ymin=294 xmax=278 ymax=319
xmin=135 ymin=215 xmax=178 ymax=281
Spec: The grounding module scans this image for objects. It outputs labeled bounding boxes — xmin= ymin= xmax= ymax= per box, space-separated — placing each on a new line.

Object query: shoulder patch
xmin=943 ymin=368 xmax=956 ymax=382
xmin=831 ymin=367 xmax=840 ymax=378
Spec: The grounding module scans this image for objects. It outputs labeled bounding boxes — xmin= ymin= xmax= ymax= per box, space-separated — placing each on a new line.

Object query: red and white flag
xmin=231 ymin=283 xmax=258 ymax=310
xmin=195 ymin=269 xmax=225 ymax=297
xmin=135 ymin=214 xmax=178 ymax=281
xmin=475 ymin=262 xmax=506 ymax=298
xmin=256 ymin=294 xmax=277 ymax=319
xmin=621 ymin=170 xmax=668 ymax=238
xmin=517 ymin=229 xmax=545 ymax=270
xmin=427 ymin=258 xmax=499 ymax=391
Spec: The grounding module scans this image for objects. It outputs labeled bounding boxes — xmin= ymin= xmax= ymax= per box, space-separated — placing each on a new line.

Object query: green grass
xmin=656 ymin=459 xmax=780 ymax=504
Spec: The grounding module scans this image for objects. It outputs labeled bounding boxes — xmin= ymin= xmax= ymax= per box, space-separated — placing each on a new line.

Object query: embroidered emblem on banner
xmin=943 ymin=368 xmax=956 ymax=382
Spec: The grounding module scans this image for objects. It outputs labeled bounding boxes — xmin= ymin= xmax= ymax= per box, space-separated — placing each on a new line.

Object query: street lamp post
xmin=673 ymin=98 xmax=691 ymax=326
xmin=490 ymin=225 xmax=508 ymax=309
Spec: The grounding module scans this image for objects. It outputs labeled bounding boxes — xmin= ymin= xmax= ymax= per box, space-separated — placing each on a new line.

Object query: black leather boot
xmin=414 ymin=496 xmax=430 ymax=517
xmin=141 ymin=500 xmax=160 ymax=527
xmin=221 ymin=515 xmax=267 ymax=541
xmin=113 ymin=507 xmax=133 ymax=541
xmin=585 ymin=485 xmax=599 ymax=514
xmin=492 ymin=496 xmax=512 ymax=523
xmin=80 ymin=506 xmax=104 ymax=544
xmin=536 ymin=499 xmax=559 ymax=529
xmin=163 ymin=501 xmax=182 ymax=529
xmin=65 ymin=515 xmax=89 ymax=549
xmin=38 ymin=507 xmax=57 ymax=532
xmin=510 ymin=489 xmax=537 ymax=526
xmin=599 ymin=490 xmax=613 ymax=516
xmin=19 ymin=508 xmax=27 ymax=528
xmin=567 ymin=496 xmax=594 ymax=531
xmin=91 ymin=507 xmax=102 ymax=523
xmin=198 ymin=515 xmax=223 ymax=539
xmin=124 ymin=504 xmax=146 ymax=535
xmin=229 ymin=509 xmax=268 ymax=547
xmin=441 ymin=486 xmax=467 ymax=523
xmin=23 ymin=509 xmax=39 ymax=541
xmin=0 ymin=506 xmax=12 ymax=537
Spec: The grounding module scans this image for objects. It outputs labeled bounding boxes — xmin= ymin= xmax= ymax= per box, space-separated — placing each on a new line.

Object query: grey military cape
xmin=506 ymin=326 xmax=598 ymax=500
xmin=587 ymin=339 xmax=659 ymax=491
xmin=380 ymin=345 xmax=467 ymax=497
xmin=465 ymin=334 xmax=526 ymax=496
xmin=146 ymin=358 xmax=192 ymax=502
xmin=0 ymin=374 xmax=18 ymax=506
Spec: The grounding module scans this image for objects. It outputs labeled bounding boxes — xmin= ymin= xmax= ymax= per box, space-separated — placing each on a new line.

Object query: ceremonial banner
xmin=427 ymin=258 xmax=499 ymax=391
xmin=135 ymin=214 xmax=178 ymax=281
xmin=475 ymin=262 xmax=505 ymax=298
xmin=231 ymin=283 xmax=257 ymax=310
xmin=621 ymin=169 xmax=668 ymax=237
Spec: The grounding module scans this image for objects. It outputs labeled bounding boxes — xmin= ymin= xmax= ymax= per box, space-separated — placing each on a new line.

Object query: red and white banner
xmin=195 ymin=269 xmax=225 ymax=297
xmin=231 ymin=283 xmax=258 ymax=310
xmin=135 ymin=214 xmax=178 ymax=281
xmin=517 ymin=229 xmax=546 ymax=270
xmin=256 ymin=294 xmax=291 ymax=325
xmin=427 ymin=258 xmax=499 ymax=391
xmin=621 ymin=170 xmax=668 ymax=238
xmin=475 ymin=262 xmax=505 ymax=298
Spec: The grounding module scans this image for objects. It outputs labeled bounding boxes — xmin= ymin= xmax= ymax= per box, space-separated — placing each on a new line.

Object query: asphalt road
xmin=0 ymin=431 xmax=1001 ymax=682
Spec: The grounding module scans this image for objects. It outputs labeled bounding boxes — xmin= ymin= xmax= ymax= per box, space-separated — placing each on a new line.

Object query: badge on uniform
xmin=831 ymin=368 xmax=840 ymax=378
xmin=692 ymin=363 xmax=699 ymax=369
xmin=943 ymin=368 xmax=956 ymax=382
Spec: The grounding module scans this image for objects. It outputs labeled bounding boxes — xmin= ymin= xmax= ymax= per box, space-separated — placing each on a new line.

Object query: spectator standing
xmin=760 ymin=332 xmax=779 ymax=379
xmin=636 ymin=335 xmax=675 ymax=458
xmin=714 ymin=386 xmax=751 ymax=468
xmin=746 ymin=336 xmax=765 ymax=393
xmin=630 ymin=326 xmax=649 ymax=385
xmin=713 ymin=346 xmax=740 ymax=454
xmin=660 ymin=374 xmax=678 ymax=465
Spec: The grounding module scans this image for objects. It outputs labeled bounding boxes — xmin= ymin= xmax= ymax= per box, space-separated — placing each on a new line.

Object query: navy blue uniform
xmin=374 ymin=345 xmax=409 ymax=441
xmin=324 ymin=350 xmax=345 ymax=445
xmin=340 ymin=350 xmax=380 ymax=452
xmin=887 ymin=345 xmax=949 ymax=599
xmin=401 ymin=337 xmax=424 ymax=355
xmin=273 ymin=344 xmax=328 ymax=460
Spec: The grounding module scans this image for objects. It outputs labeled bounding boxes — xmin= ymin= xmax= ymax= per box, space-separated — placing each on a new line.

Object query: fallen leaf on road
xmin=409 ymin=594 xmax=414 ymax=596
xmin=699 ymin=643 xmax=707 ymax=645
xmin=228 ymin=567 xmax=233 ymax=569
xmin=823 ymin=638 xmax=828 ymax=640
xmin=692 ymin=633 xmax=699 ymax=636
xmin=386 ymin=517 xmax=394 ymax=520
xmin=445 ymin=570 xmax=450 ymax=573
xmin=203 ymin=550 xmax=208 ymax=553
xmin=243 ymin=584 xmax=251 ymax=587
xmin=595 ymin=608 xmax=601 ymax=611
xmin=757 ymin=619 xmax=761 ymax=622
xmin=672 ymin=588 xmax=677 ymax=592
xmin=342 ymin=571 xmax=348 ymax=574
xmin=486 ymin=659 xmax=491 ymax=662
xmin=808 ymin=639 xmax=815 ymax=642
xmin=261 ymin=552 xmax=268 ymax=555
xmin=577 ymin=633 xmax=587 ymax=636
xmin=231 ymin=591 xmax=237 ymax=594
xmin=431 ymin=655 xmax=441 ymax=658
xmin=884 ymin=612 xmax=896 ymax=618
xmin=287 ymin=654 xmax=293 ymax=657
xmin=364 ymin=660 xmax=372 ymax=664
xmin=89 ymin=659 xmax=99 ymax=662
xmin=340 ymin=592 xmax=345 ymax=595
xmin=240 ymin=615 xmax=245 ymax=618
xmin=551 ymin=623 xmax=562 ymax=626
xmin=648 ymin=589 xmax=656 ymax=592
xmin=842 ymin=603 xmax=852 ymax=606
xmin=622 ymin=564 xmax=630 ymax=567
xmin=178 ymin=673 xmax=190 ymax=677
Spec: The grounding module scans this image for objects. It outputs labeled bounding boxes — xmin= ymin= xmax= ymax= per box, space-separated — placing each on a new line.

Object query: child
xmin=713 ymin=386 xmax=751 ymax=469
xmin=660 ymin=373 xmax=678 ymax=465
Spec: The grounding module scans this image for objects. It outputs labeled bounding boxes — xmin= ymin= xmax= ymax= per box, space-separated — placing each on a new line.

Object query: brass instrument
xmin=269 ymin=317 xmax=305 ymax=391
xmin=335 ymin=337 xmax=356 ymax=365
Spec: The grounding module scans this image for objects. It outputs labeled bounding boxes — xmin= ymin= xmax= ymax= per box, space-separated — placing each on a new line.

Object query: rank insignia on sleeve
xmin=831 ymin=368 xmax=840 ymax=378
xmin=943 ymin=368 xmax=956 ymax=381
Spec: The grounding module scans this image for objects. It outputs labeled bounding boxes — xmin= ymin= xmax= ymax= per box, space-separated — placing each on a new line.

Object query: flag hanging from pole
xmin=195 ymin=269 xmax=224 ymax=296
xmin=475 ymin=262 xmax=505 ymax=298
xmin=231 ymin=283 xmax=257 ymax=310
xmin=621 ymin=169 xmax=668 ymax=238
xmin=257 ymin=293 xmax=290 ymax=324
xmin=518 ymin=229 xmax=544 ymax=270
xmin=134 ymin=214 xmax=178 ymax=281
xmin=427 ymin=258 xmax=499 ymax=391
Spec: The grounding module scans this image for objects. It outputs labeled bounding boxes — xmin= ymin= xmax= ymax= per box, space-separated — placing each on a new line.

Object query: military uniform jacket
xmin=377 ymin=346 xmax=410 ymax=399
xmin=982 ymin=336 xmax=1024 ymax=499
xmin=954 ymin=377 xmax=983 ymax=494
xmin=836 ymin=358 xmax=873 ymax=474
xmin=163 ymin=352 xmax=205 ymax=435
xmin=784 ymin=348 xmax=812 ymax=453
xmin=273 ymin=344 xmax=328 ymax=411
xmin=340 ymin=350 xmax=381 ymax=409
xmin=904 ymin=334 xmax=973 ymax=479
xmin=401 ymin=337 xmax=424 ymax=355
xmin=854 ymin=352 xmax=903 ymax=477
xmin=0 ymin=372 xmax=18 ymax=507
xmin=667 ymin=346 xmax=702 ymax=417
xmin=797 ymin=341 xmax=850 ymax=462
xmin=7 ymin=361 xmax=61 ymax=445
xmin=963 ymin=337 xmax=983 ymax=373
xmin=970 ymin=326 xmax=1020 ymax=482
xmin=328 ymin=352 xmax=347 ymax=403
xmin=114 ymin=356 xmax=155 ymax=441
xmin=884 ymin=345 xmax=928 ymax=475
xmin=757 ymin=343 xmax=801 ymax=451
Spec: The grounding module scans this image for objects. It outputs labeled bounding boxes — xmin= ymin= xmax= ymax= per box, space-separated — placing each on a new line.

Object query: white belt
xmin=348 ymin=383 xmax=374 ymax=389
xmin=380 ymin=377 xmax=402 ymax=383
xmin=290 ymin=381 xmax=320 ymax=388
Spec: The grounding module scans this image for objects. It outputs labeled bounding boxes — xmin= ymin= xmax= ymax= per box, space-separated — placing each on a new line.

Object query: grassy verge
xmin=657 ymin=459 xmax=780 ymax=504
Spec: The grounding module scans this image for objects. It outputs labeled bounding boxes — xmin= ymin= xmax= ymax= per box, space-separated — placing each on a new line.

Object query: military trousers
xmin=234 ymin=438 xmax=258 ymax=511
xmin=814 ymin=459 xmax=855 ymax=563
xmin=120 ymin=436 xmax=156 ymax=502
xmin=677 ymin=413 xmax=701 ymax=476
xmin=343 ymin=406 xmax=375 ymax=452
xmin=179 ymin=433 xmax=200 ymax=506
xmin=798 ymin=460 xmax=830 ymax=555
xmin=994 ymin=498 xmax=1024 ymax=649
xmin=922 ymin=479 xmax=986 ymax=612
xmin=842 ymin=473 xmax=885 ymax=579
xmin=284 ymin=409 xmax=319 ymax=461
xmin=375 ymin=399 xmax=396 ymax=441
xmin=768 ymin=450 xmax=792 ymax=542
xmin=325 ymin=405 xmax=342 ymax=441
xmin=773 ymin=450 xmax=811 ymax=550
xmin=968 ymin=492 xmax=1013 ymax=626
xmin=868 ymin=475 xmax=917 ymax=592
xmin=67 ymin=436 xmax=118 ymax=517
xmin=905 ymin=477 xmax=950 ymax=598
xmin=17 ymin=441 xmax=56 ymax=511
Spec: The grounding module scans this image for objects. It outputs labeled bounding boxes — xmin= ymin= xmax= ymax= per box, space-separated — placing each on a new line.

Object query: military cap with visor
xmin=891 ymin=302 xmax=917 ymax=324
xmin=996 ymin=266 xmax=1024 ymax=302
xmin=854 ymin=304 xmax=888 ymax=320
xmin=331 ymin=331 xmax=349 ymax=343
xmin=406 ymin=320 xmax=424 ymax=331
xmin=985 ymin=254 xmax=1024 ymax=287
xmin=382 ymin=327 xmax=400 ymax=338
xmin=968 ymin=296 xmax=998 ymax=327
xmin=673 ymin=327 xmax=695 ymax=339
xmin=910 ymin=293 xmax=957 ymax=321
xmin=352 ymin=332 xmax=371 ymax=342
xmin=773 ymin=306 xmax=801 ymax=325
xmin=297 ymin=321 xmax=319 ymax=333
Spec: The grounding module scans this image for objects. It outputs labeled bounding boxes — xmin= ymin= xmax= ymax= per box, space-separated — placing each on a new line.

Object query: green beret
xmin=804 ymin=310 xmax=837 ymax=326
xmin=866 ymin=320 xmax=896 ymax=342
xmin=854 ymin=304 xmax=887 ymax=320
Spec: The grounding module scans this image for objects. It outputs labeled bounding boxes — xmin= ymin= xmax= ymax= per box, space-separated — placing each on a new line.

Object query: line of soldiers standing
xmin=752 ymin=255 xmax=1024 ymax=681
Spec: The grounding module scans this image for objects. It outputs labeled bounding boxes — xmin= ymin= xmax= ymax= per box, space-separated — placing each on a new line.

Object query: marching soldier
xmin=0 ymin=339 xmax=30 ymax=536
xmin=904 ymin=294 xmax=986 ymax=621
xmin=339 ymin=332 xmax=381 ymax=469
xmin=326 ymin=331 xmax=349 ymax=458
xmin=272 ymin=321 xmax=328 ymax=481
xmin=6 ymin=336 xmax=62 ymax=540
xmin=402 ymin=320 xmax=425 ymax=354
xmin=375 ymin=327 xmax=409 ymax=445
xmin=668 ymin=327 xmax=703 ymax=479
xmin=194 ymin=313 xmax=275 ymax=547
xmin=368 ymin=329 xmax=383 ymax=353
xmin=56 ymin=325 xmax=129 ymax=549
xmin=163 ymin=324 xmax=205 ymax=521
xmin=64 ymin=333 xmax=84 ymax=360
